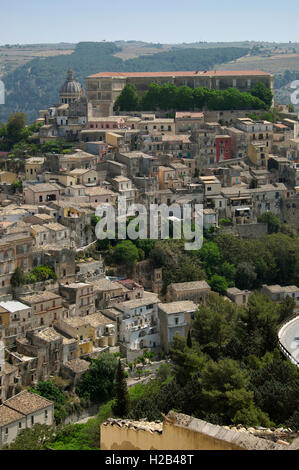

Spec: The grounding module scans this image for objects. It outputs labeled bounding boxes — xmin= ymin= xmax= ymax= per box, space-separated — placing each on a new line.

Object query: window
xmin=31 ymin=416 xmax=34 ymax=425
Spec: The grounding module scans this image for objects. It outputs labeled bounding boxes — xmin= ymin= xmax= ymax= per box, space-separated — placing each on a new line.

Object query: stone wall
xmin=100 ymin=411 xmax=297 ymax=451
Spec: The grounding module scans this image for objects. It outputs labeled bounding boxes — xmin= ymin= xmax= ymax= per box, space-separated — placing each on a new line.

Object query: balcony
xmin=169 ymin=322 xmax=187 ymax=328
xmin=127 ymin=323 xmax=150 ymax=332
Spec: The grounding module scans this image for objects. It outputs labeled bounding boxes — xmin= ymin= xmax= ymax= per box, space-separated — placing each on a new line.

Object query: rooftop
xmin=117 ymin=292 xmax=159 ymax=309
xmin=4 ymin=390 xmax=53 ymax=415
xmin=63 ymin=358 xmax=90 ymax=373
xmin=0 ymin=300 xmax=30 ymax=313
xmin=35 ymin=327 xmax=62 ymax=342
xmin=0 ymin=405 xmax=24 ymax=427
xmin=18 ymin=291 xmax=61 ymax=305
xmin=158 ymin=301 xmax=197 ymax=314
xmin=88 ymin=70 xmax=272 ymax=78
xmin=169 ymin=280 xmax=211 ymax=291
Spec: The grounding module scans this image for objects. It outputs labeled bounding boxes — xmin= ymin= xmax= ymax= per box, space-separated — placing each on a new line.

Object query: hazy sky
xmin=1 ymin=0 xmax=299 ymax=45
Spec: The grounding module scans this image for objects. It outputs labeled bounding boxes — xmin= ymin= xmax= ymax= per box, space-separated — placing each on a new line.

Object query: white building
xmin=116 ymin=293 xmax=160 ymax=356
xmin=0 ymin=390 xmax=54 ymax=448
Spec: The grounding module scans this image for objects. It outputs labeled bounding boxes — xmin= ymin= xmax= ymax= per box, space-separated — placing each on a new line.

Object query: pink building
xmin=215 ymin=135 xmax=232 ymax=163
xmin=88 ymin=116 xmax=127 ymax=130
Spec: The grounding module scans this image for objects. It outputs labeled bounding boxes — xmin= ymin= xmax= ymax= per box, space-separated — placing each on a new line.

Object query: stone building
xmin=0 ymin=390 xmax=54 ymax=448
xmin=158 ymin=301 xmax=197 ymax=353
xmin=166 ymin=280 xmax=211 ymax=303
xmin=0 ymin=300 xmax=33 ymax=348
xmin=18 ymin=291 xmax=63 ymax=329
xmin=59 ymin=282 xmax=95 ymax=317
xmin=38 ymin=69 xmax=88 ymax=143
xmin=60 ymin=358 xmax=90 ymax=390
xmin=0 ymin=229 xmax=33 ymax=292
xmin=86 ymin=70 xmax=273 ymax=117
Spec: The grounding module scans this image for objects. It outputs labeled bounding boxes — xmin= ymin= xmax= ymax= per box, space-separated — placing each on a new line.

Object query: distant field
xmin=215 ymin=53 xmax=299 ymax=74
xmin=0 ymin=44 xmax=75 ymax=77
xmin=113 ymin=47 xmax=168 ymax=60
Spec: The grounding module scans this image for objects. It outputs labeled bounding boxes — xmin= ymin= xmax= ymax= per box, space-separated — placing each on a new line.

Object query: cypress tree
xmin=112 ymin=359 xmax=130 ymax=418
xmin=187 ymin=329 xmax=193 ymax=348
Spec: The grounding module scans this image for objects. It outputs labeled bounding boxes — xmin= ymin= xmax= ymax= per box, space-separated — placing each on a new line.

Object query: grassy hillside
xmin=0 ymin=43 xmax=75 ymax=77
xmin=0 ymin=42 xmax=249 ymax=124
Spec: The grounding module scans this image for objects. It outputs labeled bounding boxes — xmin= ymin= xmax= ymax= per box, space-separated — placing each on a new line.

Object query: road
xmin=278 ymin=316 xmax=299 ymax=367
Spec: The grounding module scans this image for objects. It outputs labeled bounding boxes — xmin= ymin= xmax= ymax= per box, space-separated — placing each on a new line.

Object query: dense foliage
xmin=10 ymin=265 xmax=57 ymax=287
xmin=76 ymin=353 xmax=118 ymax=403
xmin=114 ymin=82 xmax=270 ymax=112
xmin=114 ymin=293 xmax=299 ymax=428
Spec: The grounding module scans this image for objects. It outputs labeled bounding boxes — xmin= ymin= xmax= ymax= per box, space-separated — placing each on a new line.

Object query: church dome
xmin=60 ymin=69 xmax=83 ymax=95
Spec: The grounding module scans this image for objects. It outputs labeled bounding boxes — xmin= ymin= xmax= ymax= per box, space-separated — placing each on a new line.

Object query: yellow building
xmin=25 ymin=157 xmax=45 ymax=180
xmin=56 ymin=317 xmax=93 ymax=356
xmin=105 ymin=132 xmax=125 ymax=149
xmin=57 ymin=173 xmax=76 ymax=187
xmin=248 ymin=142 xmax=269 ymax=167
xmin=63 ymin=206 xmax=82 ymax=219
xmin=0 ymin=307 xmax=10 ymax=328
xmin=0 ymin=171 xmax=18 ymax=185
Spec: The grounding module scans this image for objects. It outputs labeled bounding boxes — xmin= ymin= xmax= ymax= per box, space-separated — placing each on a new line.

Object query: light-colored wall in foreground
xmin=101 ymin=421 xmax=243 ymax=450
xmin=100 ymin=413 xmax=288 ymax=451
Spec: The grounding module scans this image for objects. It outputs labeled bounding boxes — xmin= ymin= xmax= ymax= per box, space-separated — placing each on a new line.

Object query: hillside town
xmin=0 ymin=66 xmax=299 ymax=451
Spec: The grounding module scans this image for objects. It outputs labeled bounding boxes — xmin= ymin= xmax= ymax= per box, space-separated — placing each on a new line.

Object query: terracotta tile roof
xmin=4 ymin=390 xmax=53 ymax=415
xmin=0 ymin=405 xmax=24 ymax=427
xmin=88 ymin=70 xmax=272 ymax=78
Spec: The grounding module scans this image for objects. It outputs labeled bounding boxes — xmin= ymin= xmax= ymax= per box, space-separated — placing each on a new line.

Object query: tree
xmin=140 ymin=83 xmax=161 ymax=110
xmin=10 ymin=267 xmax=25 ymax=287
xmin=250 ymin=351 xmax=299 ymax=424
xmin=244 ymin=293 xmax=279 ymax=355
xmin=235 ymin=261 xmax=257 ymax=290
xmin=112 ymin=359 xmax=130 ymax=418
xmin=175 ymin=86 xmax=194 ymax=110
xmin=277 ymin=296 xmax=296 ymax=323
xmin=91 ymin=215 xmax=100 ymax=227
xmin=159 ymin=83 xmax=178 ymax=110
xmin=198 ymin=241 xmax=221 ymax=276
xmin=3 ymin=424 xmax=56 ymax=450
xmin=111 ymin=240 xmax=139 ymax=268
xmin=193 ymin=87 xmax=210 ymax=109
xmin=6 ymin=112 xmax=27 ymax=144
xmin=11 ymin=180 xmax=22 ymax=193
xmin=114 ymin=83 xmax=140 ymax=111
xmin=209 ymin=274 xmax=228 ymax=295
xmin=251 ymin=82 xmax=273 ymax=109
xmin=187 ymin=329 xmax=193 ymax=348
xmin=257 ymin=212 xmax=280 ymax=234
xmin=31 ymin=380 xmax=67 ymax=424
xmin=191 ymin=293 xmax=242 ymax=360
xmin=76 ymin=353 xmax=118 ymax=403
xmin=199 ymin=358 xmax=271 ymax=426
